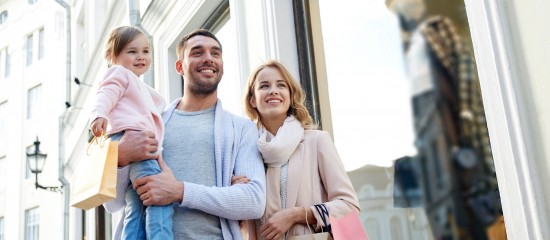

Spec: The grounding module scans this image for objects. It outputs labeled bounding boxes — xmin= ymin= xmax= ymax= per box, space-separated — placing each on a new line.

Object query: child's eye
xmin=143 ymin=50 xmax=150 ymax=54
xmin=128 ymin=50 xmax=136 ymax=54
xmin=259 ymin=84 xmax=268 ymax=89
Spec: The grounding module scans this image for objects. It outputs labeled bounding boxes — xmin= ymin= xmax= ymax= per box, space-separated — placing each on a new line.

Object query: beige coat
xmin=247 ymin=130 xmax=360 ymax=239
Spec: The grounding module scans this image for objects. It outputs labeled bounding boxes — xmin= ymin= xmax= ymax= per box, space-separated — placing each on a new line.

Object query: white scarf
xmin=258 ymin=115 xmax=304 ymax=224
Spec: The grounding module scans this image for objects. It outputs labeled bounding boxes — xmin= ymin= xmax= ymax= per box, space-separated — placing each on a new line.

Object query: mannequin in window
xmin=389 ymin=0 xmax=491 ymax=165
xmin=390 ymin=0 xmax=498 ymax=238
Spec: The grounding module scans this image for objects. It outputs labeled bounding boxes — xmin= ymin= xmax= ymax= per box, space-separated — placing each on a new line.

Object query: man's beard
xmin=189 ymin=79 xmax=220 ymax=96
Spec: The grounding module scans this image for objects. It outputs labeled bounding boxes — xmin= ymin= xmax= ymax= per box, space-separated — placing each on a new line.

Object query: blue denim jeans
xmin=110 ymin=132 xmax=174 ymax=240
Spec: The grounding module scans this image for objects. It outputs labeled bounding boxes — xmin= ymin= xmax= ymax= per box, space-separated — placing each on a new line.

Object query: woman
xmin=238 ymin=60 xmax=360 ymax=240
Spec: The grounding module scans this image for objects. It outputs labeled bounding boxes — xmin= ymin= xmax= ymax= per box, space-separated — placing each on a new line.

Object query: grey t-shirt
xmin=162 ymin=105 xmax=222 ymax=240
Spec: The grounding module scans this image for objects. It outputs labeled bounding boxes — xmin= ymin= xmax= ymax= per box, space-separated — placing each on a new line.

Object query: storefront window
xmin=317 ymin=0 xmax=504 ymax=239
xmin=214 ymin=15 xmax=244 ymax=116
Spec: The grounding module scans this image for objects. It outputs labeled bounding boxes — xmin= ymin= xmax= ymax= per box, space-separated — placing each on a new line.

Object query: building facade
xmin=0 ymin=0 xmax=548 ymax=239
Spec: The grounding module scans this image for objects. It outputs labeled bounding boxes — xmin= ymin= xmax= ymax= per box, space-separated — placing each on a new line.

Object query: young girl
xmin=90 ymin=26 xmax=173 ymax=240
xmin=238 ymin=60 xmax=360 ymax=239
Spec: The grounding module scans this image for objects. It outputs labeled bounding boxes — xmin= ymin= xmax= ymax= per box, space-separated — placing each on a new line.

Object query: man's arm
xmin=182 ymin=123 xmax=266 ymax=220
xmin=134 ymin=123 xmax=266 ymax=220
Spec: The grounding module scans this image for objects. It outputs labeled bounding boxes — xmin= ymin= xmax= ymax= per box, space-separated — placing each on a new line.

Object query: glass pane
xmin=317 ymin=0 xmax=504 ymax=239
xmin=0 ymin=216 xmax=4 ymax=240
xmin=0 ymin=101 xmax=5 ymax=133
xmin=213 ymin=15 xmax=243 ymax=117
xmin=26 ymin=35 xmax=33 ymax=66
xmin=38 ymin=29 xmax=44 ymax=60
xmin=4 ymin=49 xmax=10 ymax=78
xmin=24 ymin=207 xmax=39 ymax=240
xmin=27 ymin=85 xmax=42 ymax=119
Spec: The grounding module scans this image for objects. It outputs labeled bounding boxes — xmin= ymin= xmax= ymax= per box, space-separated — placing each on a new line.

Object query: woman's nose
xmin=268 ymin=87 xmax=278 ymax=95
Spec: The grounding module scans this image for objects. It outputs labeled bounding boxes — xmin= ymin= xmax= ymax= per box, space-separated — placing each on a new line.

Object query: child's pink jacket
xmin=90 ymin=65 xmax=166 ymax=149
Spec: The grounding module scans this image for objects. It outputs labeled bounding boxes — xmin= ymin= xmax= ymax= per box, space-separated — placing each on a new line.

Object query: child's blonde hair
xmin=104 ymin=26 xmax=146 ymax=64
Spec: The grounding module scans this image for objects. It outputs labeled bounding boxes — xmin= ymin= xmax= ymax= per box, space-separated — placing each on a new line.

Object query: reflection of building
xmin=348 ymin=164 xmax=432 ymax=240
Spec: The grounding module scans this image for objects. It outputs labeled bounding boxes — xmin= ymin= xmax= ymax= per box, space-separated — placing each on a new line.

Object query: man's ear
xmin=175 ymin=60 xmax=184 ymax=75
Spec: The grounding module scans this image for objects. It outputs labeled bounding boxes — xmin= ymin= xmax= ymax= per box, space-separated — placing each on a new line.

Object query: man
xmin=104 ymin=29 xmax=266 ymax=240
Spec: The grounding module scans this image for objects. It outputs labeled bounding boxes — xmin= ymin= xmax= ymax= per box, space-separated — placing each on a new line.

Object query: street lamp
xmin=26 ymin=137 xmax=61 ymax=192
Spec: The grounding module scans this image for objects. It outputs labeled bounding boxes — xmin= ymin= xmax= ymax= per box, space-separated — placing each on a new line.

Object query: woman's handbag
xmin=330 ymin=211 xmax=369 ymax=240
xmin=289 ymin=206 xmax=333 ymax=240
xmin=70 ymin=135 xmax=118 ymax=210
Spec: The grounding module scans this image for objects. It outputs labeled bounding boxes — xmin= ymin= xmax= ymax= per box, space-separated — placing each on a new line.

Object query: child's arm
xmin=90 ymin=117 xmax=108 ymax=137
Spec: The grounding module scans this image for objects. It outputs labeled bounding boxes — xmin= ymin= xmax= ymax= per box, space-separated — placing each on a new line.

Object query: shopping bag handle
xmin=86 ymin=134 xmax=108 ymax=155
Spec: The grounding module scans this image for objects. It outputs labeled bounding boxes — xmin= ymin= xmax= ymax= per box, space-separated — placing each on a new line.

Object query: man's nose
xmin=203 ymin=52 xmax=215 ymax=63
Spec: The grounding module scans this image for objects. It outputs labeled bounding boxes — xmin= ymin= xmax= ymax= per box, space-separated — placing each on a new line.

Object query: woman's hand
xmin=260 ymin=207 xmax=301 ymax=240
xmin=231 ymin=175 xmax=250 ymax=185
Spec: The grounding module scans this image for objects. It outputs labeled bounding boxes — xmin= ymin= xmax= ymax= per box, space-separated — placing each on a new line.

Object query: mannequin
xmin=389 ymin=0 xmax=491 ymax=160
xmin=390 ymin=0 xmax=498 ymax=239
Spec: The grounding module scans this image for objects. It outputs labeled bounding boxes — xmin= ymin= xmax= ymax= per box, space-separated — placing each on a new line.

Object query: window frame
xmin=464 ymin=0 xmax=547 ymax=238
xmin=26 ymin=35 xmax=33 ymax=66
xmin=24 ymin=207 xmax=39 ymax=240
xmin=0 ymin=101 xmax=5 ymax=133
xmin=0 ymin=155 xmax=5 ymax=192
xmin=3 ymin=48 xmax=10 ymax=78
xmin=0 ymin=11 xmax=7 ymax=25
xmin=38 ymin=29 xmax=44 ymax=60
xmin=0 ymin=216 xmax=4 ymax=240
xmin=27 ymin=84 xmax=42 ymax=120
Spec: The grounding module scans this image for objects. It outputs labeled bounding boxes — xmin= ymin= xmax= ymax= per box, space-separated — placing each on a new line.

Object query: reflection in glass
xmin=318 ymin=0 xmax=504 ymax=239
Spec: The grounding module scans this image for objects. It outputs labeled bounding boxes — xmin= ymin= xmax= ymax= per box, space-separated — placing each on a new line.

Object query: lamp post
xmin=26 ymin=137 xmax=61 ymax=192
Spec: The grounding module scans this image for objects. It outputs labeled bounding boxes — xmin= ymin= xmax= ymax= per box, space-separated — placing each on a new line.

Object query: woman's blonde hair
xmin=243 ymin=60 xmax=317 ymax=130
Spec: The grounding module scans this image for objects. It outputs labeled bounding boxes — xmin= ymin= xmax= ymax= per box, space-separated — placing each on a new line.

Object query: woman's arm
xmin=311 ymin=131 xmax=360 ymax=227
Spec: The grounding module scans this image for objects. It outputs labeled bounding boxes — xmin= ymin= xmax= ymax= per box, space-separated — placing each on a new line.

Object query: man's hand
xmin=133 ymin=155 xmax=184 ymax=206
xmin=118 ymin=130 xmax=159 ymax=167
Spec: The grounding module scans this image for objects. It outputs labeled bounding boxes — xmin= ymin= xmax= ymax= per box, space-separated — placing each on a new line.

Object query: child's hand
xmin=90 ymin=117 xmax=108 ymax=137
